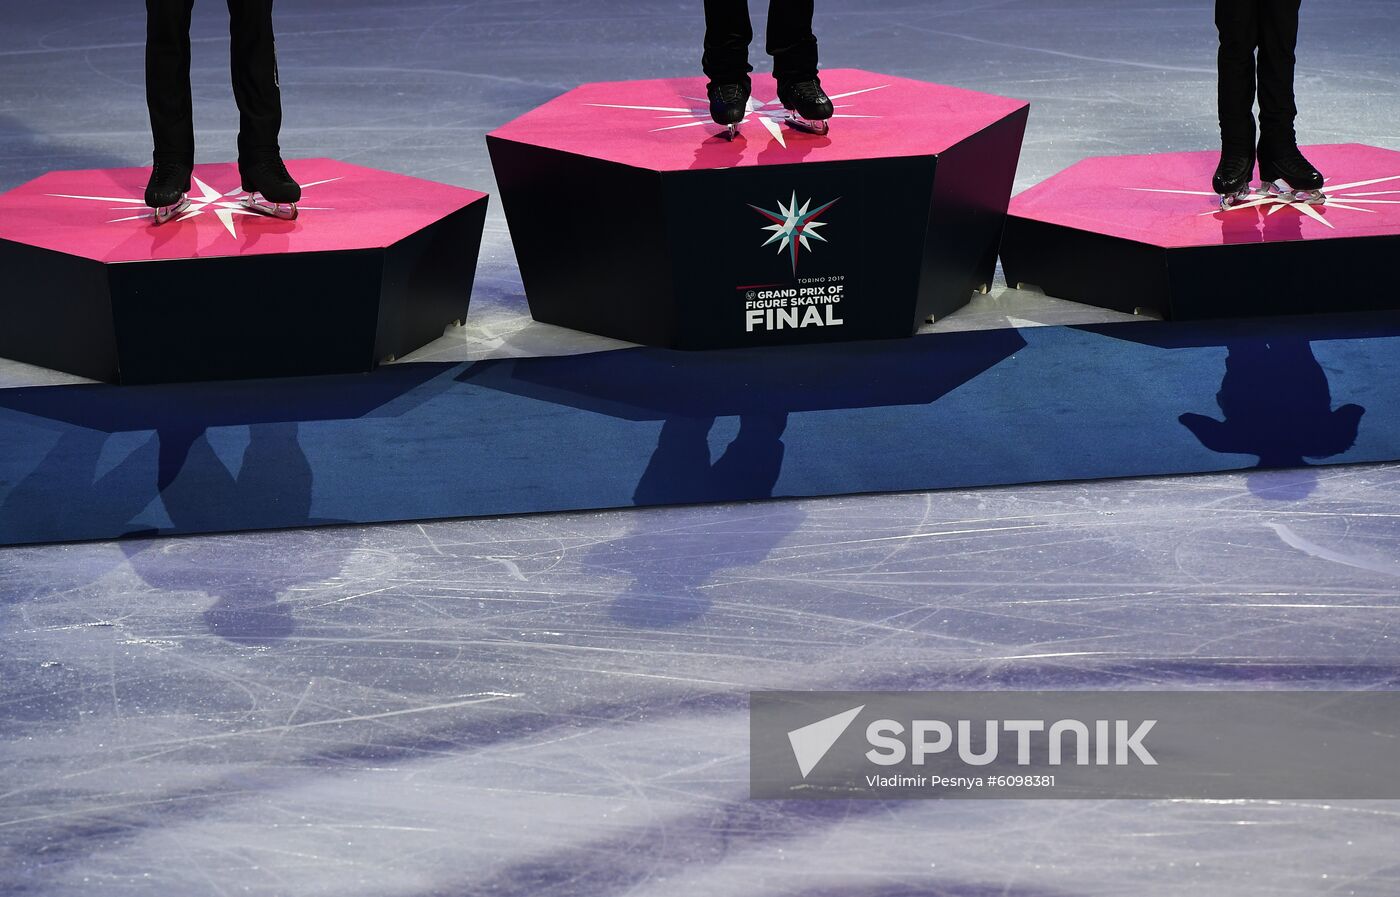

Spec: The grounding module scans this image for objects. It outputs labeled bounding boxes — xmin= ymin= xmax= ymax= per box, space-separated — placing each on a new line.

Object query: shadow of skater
xmin=0 ymin=362 xmax=455 ymax=545
xmin=0 ymin=426 xmax=158 ymax=564
xmin=1179 ymin=339 xmax=1364 ymax=499
xmin=456 ymin=332 xmax=1029 ymax=628
xmin=605 ymin=412 xmax=795 ymax=627
xmin=634 ymin=414 xmax=788 ymax=506
xmin=156 ymin=421 xmax=312 ymax=531
xmin=202 ymin=570 xmax=297 ymax=645
xmin=126 ymin=422 xmax=318 ymax=644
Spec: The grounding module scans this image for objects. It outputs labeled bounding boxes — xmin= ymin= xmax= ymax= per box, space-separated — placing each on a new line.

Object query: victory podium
xmin=488 ymin=69 xmax=1028 ymax=349
xmin=0 ymin=160 xmax=488 ymax=383
xmin=1000 ymin=144 xmax=1400 ymax=319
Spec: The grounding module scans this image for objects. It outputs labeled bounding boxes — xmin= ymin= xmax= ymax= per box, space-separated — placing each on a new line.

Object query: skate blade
xmin=721 ymin=123 xmax=741 ymax=141
xmin=151 ymin=196 xmax=191 ymax=226
xmin=1285 ymin=188 xmax=1327 ymax=206
xmin=1218 ymin=189 xmax=1253 ymax=210
xmin=783 ymin=113 xmax=830 ymax=136
xmin=241 ymin=194 xmax=299 ymax=220
xmin=1263 ymin=181 xmax=1327 ymax=206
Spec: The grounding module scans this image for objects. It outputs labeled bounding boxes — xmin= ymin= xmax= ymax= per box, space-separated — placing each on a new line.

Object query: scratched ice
xmin=3 ymin=1 xmax=1400 ymax=895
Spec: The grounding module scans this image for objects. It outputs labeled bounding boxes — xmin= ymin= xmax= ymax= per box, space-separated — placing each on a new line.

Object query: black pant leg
xmin=1215 ymin=0 xmax=1259 ymax=149
xmin=146 ymin=0 xmax=197 ymax=162
xmin=228 ymin=0 xmax=284 ymax=160
xmin=702 ymin=0 xmax=754 ymax=86
xmin=1256 ymin=0 xmax=1302 ymax=144
xmin=767 ymin=0 xmax=818 ymax=85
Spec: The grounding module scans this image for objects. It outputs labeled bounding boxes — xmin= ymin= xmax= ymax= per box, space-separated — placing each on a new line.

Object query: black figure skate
xmin=709 ymin=81 xmax=752 ymax=141
xmin=777 ymin=78 xmax=834 ymax=136
xmin=239 ymin=155 xmax=302 ymax=220
xmin=145 ymin=159 xmax=193 ymax=225
xmin=1212 ymin=145 xmax=1256 ymax=210
xmin=1258 ymin=140 xmax=1326 ymax=205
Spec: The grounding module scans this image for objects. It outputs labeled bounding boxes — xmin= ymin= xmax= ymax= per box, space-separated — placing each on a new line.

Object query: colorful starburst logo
xmin=750 ymin=191 xmax=839 ymax=275
xmin=47 ymin=175 xmax=340 ymax=237
xmin=1128 ymin=173 xmax=1400 ymax=229
xmin=587 ymin=86 xmax=885 ymax=148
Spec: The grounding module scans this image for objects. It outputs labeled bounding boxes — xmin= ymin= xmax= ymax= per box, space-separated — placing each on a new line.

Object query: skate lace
xmin=151 ymin=161 xmax=186 ymax=186
xmin=788 ymin=80 xmax=827 ymax=101
xmin=1258 ymin=139 xmax=1313 ymax=166
xmin=715 ymin=83 xmax=747 ymax=104
xmin=249 ymin=157 xmax=292 ymax=181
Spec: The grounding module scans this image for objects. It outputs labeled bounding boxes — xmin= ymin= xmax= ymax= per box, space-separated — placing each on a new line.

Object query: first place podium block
xmin=0 ymin=160 xmax=489 ymax=384
xmin=488 ymin=70 xmax=1028 ymax=349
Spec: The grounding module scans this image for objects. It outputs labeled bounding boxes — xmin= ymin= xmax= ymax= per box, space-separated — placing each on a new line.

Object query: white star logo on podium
xmin=1128 ymin=173 xmax=1400 ymax=229
xmin=750 ymin=191 xmax=840 ymax=274
xmin=587 ymin=85 xmax=886 ymax=148
xmin=48 ymin=175 xmax=341 ymax=238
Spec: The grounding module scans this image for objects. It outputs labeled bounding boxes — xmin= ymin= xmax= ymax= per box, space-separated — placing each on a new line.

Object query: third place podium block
xmin=488 ymin=70 xmax=1028 ymax=349
xmin=1000 ymin=144 xmax=1400 ymax=320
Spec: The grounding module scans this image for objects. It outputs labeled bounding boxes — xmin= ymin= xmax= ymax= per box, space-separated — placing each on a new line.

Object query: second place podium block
xmin=489 ymin=69 xmax=1028 ymax=349
xmin=0 ymin=160 xmax=489 ymax=384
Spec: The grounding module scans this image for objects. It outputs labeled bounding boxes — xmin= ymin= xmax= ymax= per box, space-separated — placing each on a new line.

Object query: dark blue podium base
xmin=2 ymin=312 xmax=1398 ymax=546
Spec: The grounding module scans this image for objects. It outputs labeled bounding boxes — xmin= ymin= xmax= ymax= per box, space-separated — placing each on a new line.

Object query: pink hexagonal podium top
xmin=1009 ymin=144 xmax=1400 ymax=248
xmin=0 ymin=159 xmax=487 ymax=264
xmin=488 ymin=69 xmax=1027 ymax=172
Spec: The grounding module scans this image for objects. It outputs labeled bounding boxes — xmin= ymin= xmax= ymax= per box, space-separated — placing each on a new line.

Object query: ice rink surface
xmin=3 ymin=1 xmax=1400 ymax=894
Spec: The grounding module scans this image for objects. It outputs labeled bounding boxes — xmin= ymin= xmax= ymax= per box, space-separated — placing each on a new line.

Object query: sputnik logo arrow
xmin=788 ymin=704 xmax=864 ymax=779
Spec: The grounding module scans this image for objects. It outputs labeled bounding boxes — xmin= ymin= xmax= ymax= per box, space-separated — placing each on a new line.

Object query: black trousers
xmin=146 ymin=0 xmax=284 ymax=163
xmin=703 ymin=0 xmax=819 ymax=87
xmin=1216 ymin=0 xmax=1301 ymax=149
